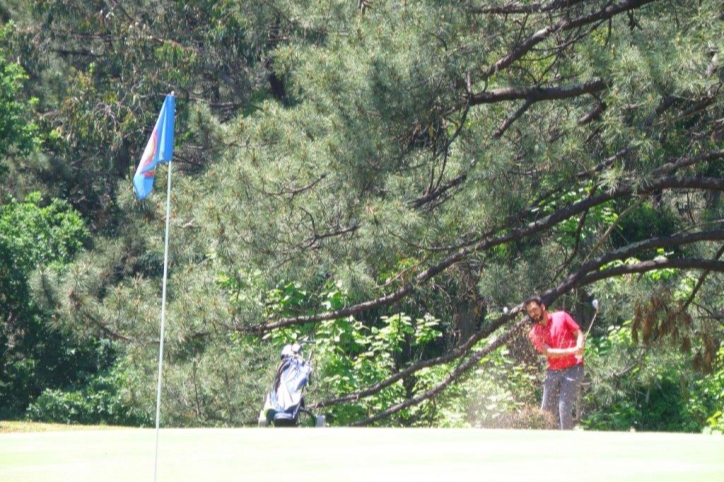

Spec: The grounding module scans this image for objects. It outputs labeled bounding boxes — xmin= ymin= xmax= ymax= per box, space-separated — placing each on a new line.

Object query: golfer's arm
xmin=542 ymin=347 xmax=573 ymax=358
xmin=542 ymin=331 xmax=584 ymax=358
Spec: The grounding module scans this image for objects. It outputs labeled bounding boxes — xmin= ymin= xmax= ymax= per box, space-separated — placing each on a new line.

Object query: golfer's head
xmin=524 ymin=295 xmax=546 ymax=323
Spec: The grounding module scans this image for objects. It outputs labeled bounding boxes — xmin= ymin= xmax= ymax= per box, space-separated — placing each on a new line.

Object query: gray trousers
xmin=542 ymin=363 xmax=584 ymax=430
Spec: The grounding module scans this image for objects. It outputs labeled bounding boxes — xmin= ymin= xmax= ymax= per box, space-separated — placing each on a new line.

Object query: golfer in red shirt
xmin=525 ymin=295 xmax=585 ymax=430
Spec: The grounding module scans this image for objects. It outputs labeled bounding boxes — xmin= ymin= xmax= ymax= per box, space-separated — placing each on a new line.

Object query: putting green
xmin=1 ymin=427 xmax=722 ymax=481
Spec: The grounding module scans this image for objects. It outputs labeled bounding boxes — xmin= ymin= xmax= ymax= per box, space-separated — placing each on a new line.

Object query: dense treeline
xmin=0 ymin=0 xmax=722 ymax=430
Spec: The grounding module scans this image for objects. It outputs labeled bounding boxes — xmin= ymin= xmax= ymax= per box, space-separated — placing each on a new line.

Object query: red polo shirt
xmin=529 ymin=311 xmax=582 ymax=370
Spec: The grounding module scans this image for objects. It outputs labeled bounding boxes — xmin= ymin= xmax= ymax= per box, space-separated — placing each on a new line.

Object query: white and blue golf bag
xmin=259 ymin=343 xmax=325 ymax=427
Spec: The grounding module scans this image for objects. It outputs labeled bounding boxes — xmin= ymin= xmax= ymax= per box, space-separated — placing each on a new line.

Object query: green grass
xmin=0 ymin=421 xmax=124 ymax=433
xmin=1 ymin=425 xmax=722 ymax=481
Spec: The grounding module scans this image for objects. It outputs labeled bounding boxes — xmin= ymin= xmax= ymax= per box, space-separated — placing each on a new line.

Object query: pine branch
xmin=242 ymin=175 xmax=724 ymax=333
xmin=467 ymin=0 xmax=589 ymax=16
xmin=480 ymin=0 xmax=660 ymax=80
xmin=468 ymin=79 xmax=606 ymax=106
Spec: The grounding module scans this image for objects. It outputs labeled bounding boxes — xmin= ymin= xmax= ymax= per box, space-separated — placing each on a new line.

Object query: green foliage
xmin=434 ymin=345 xmax=540 ymax=428
xmin=226 ymin=275 xmax=447 ymax=426
xmin=697 ymin=345 xmax=724 ymax=434
xmin=0 ymin=192 xmax=89 ymax=270
xmin=26 ymin=363 xmax=151 ymax=426
xmin=0 ymin=192 xmax=89 ymax=336
xmin=582 ymin=322 xmax=724 ymax=433
xmin=2 ymin=0 xmax=723 ymax=430
xmin=0 ymin=320 xmax=121 ymax=418
xmin=0 ymin=28 xmax=38 ymax=163
xmin=0 ymin=193 xmax=93 ymax=418
xmin=312 ymin=312 xmax=443 ymax=426
xmin=0 ymin=192 xmax=89 ymax=322
xmin=613 ymin=203 xmax=680 ymax=254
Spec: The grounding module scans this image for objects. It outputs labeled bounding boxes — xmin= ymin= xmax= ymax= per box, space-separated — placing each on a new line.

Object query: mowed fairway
xmin=1 ymin=427 xmax=723 ymax=481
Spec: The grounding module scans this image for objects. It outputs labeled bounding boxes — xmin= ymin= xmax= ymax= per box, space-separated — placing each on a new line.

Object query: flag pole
xmin=151 ymin=92 xmax=175 ymax=482
xmin=153 ymin=157 xmax=173 ymax=482
xmin=133 ymin=92 xmax=175 ymax=482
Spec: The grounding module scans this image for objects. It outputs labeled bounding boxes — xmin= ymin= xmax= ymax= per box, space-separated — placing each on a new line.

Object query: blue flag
xmin=133 ymin=94 xmax=175 ymax=200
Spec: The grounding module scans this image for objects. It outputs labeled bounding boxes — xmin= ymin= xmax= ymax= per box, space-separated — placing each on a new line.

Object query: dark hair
xmin=524 ymin=295 xmax=544 ymax=307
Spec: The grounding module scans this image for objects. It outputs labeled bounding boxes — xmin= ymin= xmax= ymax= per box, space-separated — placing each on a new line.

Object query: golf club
xmin=585 ymin=298 xmax=600 ymax=337
xmin=576 ymin=299 xmax=600 ymax=364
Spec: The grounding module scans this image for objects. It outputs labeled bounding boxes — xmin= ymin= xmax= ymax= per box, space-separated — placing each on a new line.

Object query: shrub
xmin=26 ymin=368 xmax=150 ymax=426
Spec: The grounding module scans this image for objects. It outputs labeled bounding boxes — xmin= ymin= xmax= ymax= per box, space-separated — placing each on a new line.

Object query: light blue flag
xmin=133 ymin=94 xmax=175 ymax=200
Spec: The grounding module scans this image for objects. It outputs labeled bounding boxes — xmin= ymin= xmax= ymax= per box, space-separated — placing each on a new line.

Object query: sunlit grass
xmin=0 ymin=421 xmax=127 ymax=433
xmin=1 ymin=425 xmax=722 ymax=482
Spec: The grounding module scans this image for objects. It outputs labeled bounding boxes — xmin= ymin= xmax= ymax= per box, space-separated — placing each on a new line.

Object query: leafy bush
xmin=0 ymin=36 xmax=39 ymax=162
xmin=312 ymin=311 xmax=444 ymax=426
xmin=26 ymin=366 xmax=151 ymax=426
xmin=435 ymin=343 xmax=541 ymax=429
xmin=581 ymin=322 xmax=723 ymax=433
xmin=696 ymin=345 xmax=724 ymax=435
xmin=1 ymin=194 xmax=93 ymax=418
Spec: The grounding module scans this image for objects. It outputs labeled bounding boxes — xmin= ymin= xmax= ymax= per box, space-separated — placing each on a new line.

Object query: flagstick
xmin=153 ymin=160 xmax=173 ymax=482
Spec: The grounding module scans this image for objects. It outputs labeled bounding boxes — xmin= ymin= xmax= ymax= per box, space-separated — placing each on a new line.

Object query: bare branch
xmin=578 ymin=100 xmax=607 ymax=124
xmin=258 ymin=174 xmax=329 ymax=198
xmin=410 ymin=173 xmax=467 ymax=209
xmin=108 ymin=0 xmax=136 ymax=24
xmin=467 ymin=0 xmax=588 ymax=16
xmin=651 ymin=150 xmax=724 ymax=177
xmin=680 ymin=244 xmax=724 ymax=312
xmin=469 ymin=79 xmax=606 ymax=106
xmin=493 ymin=99 xmax=533 ymax=138
xmin=576 ymin=258 xmax=724 ymax=287
xmin=308 ymin=224 xmax=360 ymax=248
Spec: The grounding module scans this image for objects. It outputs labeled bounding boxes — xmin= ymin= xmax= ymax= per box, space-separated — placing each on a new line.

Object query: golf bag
xmin=258 ymin=343 xmax=324 ymax=427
